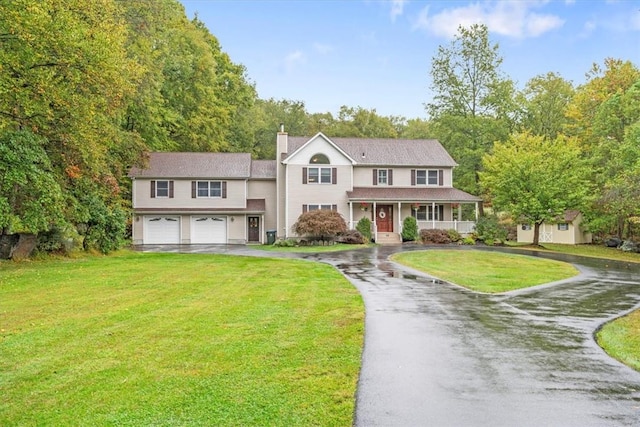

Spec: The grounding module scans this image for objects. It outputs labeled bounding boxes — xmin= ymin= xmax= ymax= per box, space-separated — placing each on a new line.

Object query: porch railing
xmin=418 ymin=220 xmax=476 ymax=234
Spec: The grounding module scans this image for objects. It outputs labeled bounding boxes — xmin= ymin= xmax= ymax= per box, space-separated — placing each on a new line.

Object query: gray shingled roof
xmin=287 ymin=136 xmax=458 ymax=167
xmin=346 ymin=187 xmax=482 ymax=202
xmin=250 ymin=160 xmax=277 ymax=179
xmin=129 ymin=152 xmax=252 ymax=179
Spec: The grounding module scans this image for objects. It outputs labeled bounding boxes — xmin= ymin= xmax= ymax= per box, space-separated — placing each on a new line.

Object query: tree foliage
xmin=480 ymin=133 xmax=590 ymax=246
xmin=427 ymin=24 xmax=517 ymax=194
xmin=517 ymin=72 xmax=575 ymax=140
xmin=0 ymin=130 xmax=65 ymax=235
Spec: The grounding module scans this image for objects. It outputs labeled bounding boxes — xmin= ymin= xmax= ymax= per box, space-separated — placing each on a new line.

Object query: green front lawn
xmin=508 ymin=242 xmax=640 ymax=264
xmin=597 ymin=310 xmax=640 ymax=371
xmin=391 ymin=249 xmax=579 ymax=293
xmin=0 ymin=252 xmax=364 ymax=426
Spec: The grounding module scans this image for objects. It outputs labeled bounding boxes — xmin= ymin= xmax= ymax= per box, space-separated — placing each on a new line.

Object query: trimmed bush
xmin=293 ymin=210 xmax=347 ymax=244
xmin=474 ymin=214 xmax=508 ymax=244
xmin=273 ymin=238 xmax=297 ymax=247
xmin=401 ymin=216 xmax=419 ymax=242
xmin=356 ymin=217 xmax=372 ymax=242
xmin=462 ymin=236 xmax=476 ymax=245
xmin=337 ymin=230 xmax=366 ymax=244
xmin=420 ymin=229 xmax=452 ymax=244
xmin=447 ymin=229 xmax=462 ymax=243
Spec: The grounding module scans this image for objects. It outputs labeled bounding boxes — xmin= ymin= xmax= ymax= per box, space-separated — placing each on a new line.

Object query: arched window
xmin=309 ymin=153 xmax=330 ymax=164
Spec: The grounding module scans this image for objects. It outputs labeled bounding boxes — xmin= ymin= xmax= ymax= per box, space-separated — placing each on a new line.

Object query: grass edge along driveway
xmin=391 ymin=249 xmax=579 ymax=293
xmin=0 ymin=252 xmax=364 ymax=426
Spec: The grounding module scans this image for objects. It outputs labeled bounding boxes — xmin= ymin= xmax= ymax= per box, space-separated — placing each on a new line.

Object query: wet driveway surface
xmin=138 ymin=245 xmax=640 ymax=426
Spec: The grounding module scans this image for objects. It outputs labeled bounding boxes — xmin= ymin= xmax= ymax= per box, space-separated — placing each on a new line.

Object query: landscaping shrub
xmin=401 ymin=216 xmax=419 ymax=242
xmin=461 ymin=236 xmax=476 ymax=245
xmin=419 ymin=228 xmax=452 ymax=244
xmin=293 ymin=210 xmax=347 ymax=244
xmin=447 ymin=229 xmax=462 ymax=243
xmin=474 ymin=214 xmax=508 ymax=245
xmin=356 ymin=217 xmax=372 ymax=242
xmin=273 ymin=238 xmax=297 ymax=247
xmin=337 ymin=230 xmax=366 ymax=244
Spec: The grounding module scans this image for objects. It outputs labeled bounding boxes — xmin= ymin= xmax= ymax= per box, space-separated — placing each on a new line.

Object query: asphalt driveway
xmin=137 ymin=244 xmax=640 ymax=426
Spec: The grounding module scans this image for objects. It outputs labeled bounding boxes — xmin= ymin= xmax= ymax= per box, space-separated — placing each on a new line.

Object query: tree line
xmin=0 ymin=1 xmax=638 ymax=257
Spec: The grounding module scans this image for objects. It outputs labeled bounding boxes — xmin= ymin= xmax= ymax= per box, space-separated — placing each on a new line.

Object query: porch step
xmin=376 ymin=232 xmax=402 ymax=245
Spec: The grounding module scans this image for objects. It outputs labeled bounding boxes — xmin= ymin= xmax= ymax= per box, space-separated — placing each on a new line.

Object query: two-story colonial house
xmin=129 ymin=129 xmax=482 ymax=245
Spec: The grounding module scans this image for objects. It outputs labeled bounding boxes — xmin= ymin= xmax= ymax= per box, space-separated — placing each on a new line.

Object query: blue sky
xmin=181 ymin=0 xmax=640 ymax=119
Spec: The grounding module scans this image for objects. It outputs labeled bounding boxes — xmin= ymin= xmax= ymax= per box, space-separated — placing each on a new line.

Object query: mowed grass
xmin=597 ymin=309 xmax=640 ymax=371
xmin=0 ymin=252 xmax=364 ymax=426
xmin=391 ymin=249 xmax=579 ymax=293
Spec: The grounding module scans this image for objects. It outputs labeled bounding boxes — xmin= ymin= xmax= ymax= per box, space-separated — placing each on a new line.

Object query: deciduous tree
xmin=480 ymin=133 xmax=589 ymax=246
xmin=427 ymin=24 xmax=517 ymax=194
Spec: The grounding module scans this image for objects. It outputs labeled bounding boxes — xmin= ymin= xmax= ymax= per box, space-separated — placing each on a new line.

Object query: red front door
xmin=376 ymin=205 xmax=393 ymax=232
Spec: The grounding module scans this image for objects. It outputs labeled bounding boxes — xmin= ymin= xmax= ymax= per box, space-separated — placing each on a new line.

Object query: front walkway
xmin=136 ymin=244 xmax=640 ymax=426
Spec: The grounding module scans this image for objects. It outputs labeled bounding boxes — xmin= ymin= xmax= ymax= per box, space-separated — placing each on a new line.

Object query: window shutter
xmin=332 ymin=167 xmax=337 ymax=185
xmin=303 ymin=167 xmax=307 ymax=184
xmin=388 ymin=169 xmax=393 ymax=186
xmin=439 ymin=205 xmax=444 ymax=220
xmin=373 ymin=169 xmax=377 ymax=186
xmin=332 ymin=204 xmax=337 ymax=211
xmin=302 ymin=204 xmax=308 ymax=213
xmin=411 ymin=170 xmax=416 ymax=186
xmin=439 ymin=170 xmax=444 ymax=186
xmin=191 ymin=181 xmax=196 ymax=198
xmin=222 ymin=181 xmax=227 ymax=199
xmin=169 ymin=181 xmax=174 ymax=198
xmin=150 ymin=180 xmax=156 ymax=198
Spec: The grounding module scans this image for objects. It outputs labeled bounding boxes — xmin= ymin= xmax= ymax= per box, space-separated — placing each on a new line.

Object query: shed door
xmin=191 ymin=216 xmax=227 ymax=244
xmin=144 ymin=216 xmax=180 ymax=244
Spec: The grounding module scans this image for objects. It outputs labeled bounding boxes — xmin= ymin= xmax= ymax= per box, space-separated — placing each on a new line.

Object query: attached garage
xmin=143 ymin=216 xmax=181 ymax=244
xmin=191 ymin=216 xmax=227 ymax=244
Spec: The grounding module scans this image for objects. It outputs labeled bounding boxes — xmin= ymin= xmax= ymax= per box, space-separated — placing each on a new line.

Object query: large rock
xmin=620 ymin=240 xmax=640 ymax=253
xmin=9 ymin=233 xmax=38 ymax=260
xmin=605 ymin=237 xmax=622 ymax=248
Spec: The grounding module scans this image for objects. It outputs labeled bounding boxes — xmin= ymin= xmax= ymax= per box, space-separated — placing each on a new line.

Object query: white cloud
xmin=284 ymin=50 xmax=305 ymax=73
xmin=413 ymin=1 xmax=564 ymax=39
xmin=313 ymin=43 xmax=333 ymax=55
xmin=390 ymin=0 xmax=407 ymax=22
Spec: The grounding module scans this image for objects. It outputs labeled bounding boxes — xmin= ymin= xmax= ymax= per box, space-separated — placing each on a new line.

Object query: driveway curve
xmin=137 ymin=245 xmax=640 ymax=426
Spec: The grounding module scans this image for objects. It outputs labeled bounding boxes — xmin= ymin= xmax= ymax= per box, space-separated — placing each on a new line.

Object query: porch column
xmin=373 ymin=201 xmax=377 ymax=241
xmin=397 ymin=202 xmax=402 ymax=234
xmin=475 ymin=202 xmax=479 ymax=221
xmin=349 ymin=202 xmax=353 ymax=230
xmin=432 ymin=201 xmax=436 ymax=229
xmin=458 ymin=203 xmax=462 ymax=221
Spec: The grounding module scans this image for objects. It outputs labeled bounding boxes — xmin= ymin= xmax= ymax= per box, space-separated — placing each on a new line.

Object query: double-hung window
xmin=413 ymin=205 xmax=443 ymax=221
xmin=557 ymin=223 xmax=569 ymax=231
xmin=151 ymin=180 xmax=173 ymax=198
xmin=155 ymin=180 xmax=169 ymax=197
xmin=412 ymin=169 xmax=441 ymax=186
xmin=307 ymin=167 xmax=332 ymax=184
xmin=428 ymin=170 xmax=439 ymax=185
xmin=378 ymin=169 xmax=388 ymax=185
xmin=197 ymin=181 xmax=222 ymax=198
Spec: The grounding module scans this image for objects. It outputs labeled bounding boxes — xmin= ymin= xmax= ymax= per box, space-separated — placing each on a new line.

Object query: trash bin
xmin=266 ymin=230 xmax=277 ymax=245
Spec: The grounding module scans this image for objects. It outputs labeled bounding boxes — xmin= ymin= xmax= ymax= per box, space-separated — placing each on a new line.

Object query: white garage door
xmin=191 ymin=216 xmax=227 ymax=244
xmin=144 ymin=216 xmax=180 ymax=244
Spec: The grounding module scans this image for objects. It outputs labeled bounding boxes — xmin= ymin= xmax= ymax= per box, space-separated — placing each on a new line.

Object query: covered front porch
xmin=345 ymin=187 xmax=483 ymax=242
